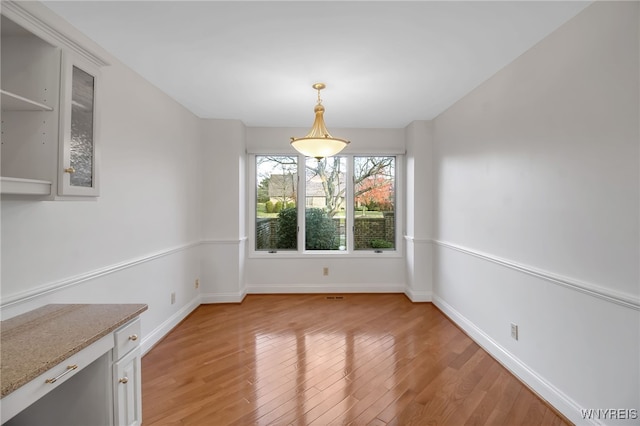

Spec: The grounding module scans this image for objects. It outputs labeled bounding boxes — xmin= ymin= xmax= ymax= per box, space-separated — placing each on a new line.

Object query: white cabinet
xmin=2 ymin=334 xmax=114 ymax=426
xmin=112 ymin=318 xmax=142 ymax=426
xmin=0 ymin=2 xmax=106 ymax=199
xmin=1 ymin=306 xmax=146 ymax=426
xmin=114 ymin=348 xmax=142 ymax=426
xmin=58 ymin=52 xmax=100 ymax=197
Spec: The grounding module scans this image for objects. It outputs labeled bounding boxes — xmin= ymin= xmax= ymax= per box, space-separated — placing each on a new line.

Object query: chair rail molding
xmin=1 ymin=241 xmax=201 ymax=311
xmin=433 ymin=239 xmax=639 ymax=311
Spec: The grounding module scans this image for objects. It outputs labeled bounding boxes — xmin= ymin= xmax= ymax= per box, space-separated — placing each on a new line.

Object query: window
xmin=252 ymin=154 xmax=399 ymax=255
xmin=255 ymin=155 xmax=297 ymax=251
xmin=305 ymin=157 xmax=347 ymax=251
xmin=354 ymin=156 xmax=395 ymax=251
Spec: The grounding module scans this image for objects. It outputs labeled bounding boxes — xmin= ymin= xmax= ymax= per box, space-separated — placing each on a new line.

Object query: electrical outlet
xmin=171 ymin=292 xmax=176 ymax=305
xmin=195 ymin=279 xmax=200 ymax=289
xmin=510 ymin=323 xmax=518 ymax=340
xmin=323 ymin=267 xmax=329 ymax=276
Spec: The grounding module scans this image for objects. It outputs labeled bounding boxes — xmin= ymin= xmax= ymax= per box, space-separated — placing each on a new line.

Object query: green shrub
xmin=276 ymin=207 xmax=297 ymax=249
xmin=274 ymin=201 xmax=284 ymax=213
xmin=370 ymin=239 xmax=394 ymax=249
xmin=286 ymin=202 xmax=296 ymax=209
xmin=276 ymin=207 xmax=337 ymax=250
xmin=265 ymin=201 xmax=274 ymax=213
xmin=305 ymin=208 xmax=336 ymax=250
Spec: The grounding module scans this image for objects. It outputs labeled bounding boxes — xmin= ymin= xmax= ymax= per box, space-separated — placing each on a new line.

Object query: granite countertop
xmin=0 ymin=304 xmax=148 ymax=398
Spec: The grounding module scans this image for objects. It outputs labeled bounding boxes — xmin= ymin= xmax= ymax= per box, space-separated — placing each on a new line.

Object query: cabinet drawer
xmin=114 ymin=318 xmax=141 ymax=360
xmin=0 ymin=333 xmax=113 ymax=424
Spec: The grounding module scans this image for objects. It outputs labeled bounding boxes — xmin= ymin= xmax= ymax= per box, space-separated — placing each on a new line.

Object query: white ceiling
xmin=43 ymin=1 xmax=590 ymax=129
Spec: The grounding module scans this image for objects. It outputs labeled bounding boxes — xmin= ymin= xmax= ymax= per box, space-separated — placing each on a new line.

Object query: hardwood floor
xmin=142 ymin=294 xmax=569 ymax=425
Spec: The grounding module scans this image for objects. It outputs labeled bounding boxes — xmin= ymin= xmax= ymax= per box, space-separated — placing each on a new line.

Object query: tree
xmin=354 ymin=157 xmax=395 ymax=210
xmin=256 ymin=156 xmax=297 ymax=206
xmin=355 ymin=176 xmax=394 ymax=211
xmin=258 ymin=155 xmax=394 ymax=218
xmin=257 ymin=177 xmax=270 ymax=203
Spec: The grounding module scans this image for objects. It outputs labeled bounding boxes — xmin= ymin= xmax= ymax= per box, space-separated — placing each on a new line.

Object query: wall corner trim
xmin=200 ymin=291 xmax=247 ymax=304
xmin=404 ymin=288 xmax=432 ymax=302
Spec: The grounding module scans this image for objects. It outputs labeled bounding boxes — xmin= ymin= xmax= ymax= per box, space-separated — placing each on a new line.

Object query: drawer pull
xmin=45 ymin=364 xmax=78 ymax=384
xmin=128 ymin=334 xmax=138 ymax=341
xmin=119 ymin=377 xmax=129 ymax=384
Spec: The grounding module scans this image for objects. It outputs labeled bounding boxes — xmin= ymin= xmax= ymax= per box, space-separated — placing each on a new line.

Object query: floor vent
xmin=325 ymin=296 xmax=344 ymax=300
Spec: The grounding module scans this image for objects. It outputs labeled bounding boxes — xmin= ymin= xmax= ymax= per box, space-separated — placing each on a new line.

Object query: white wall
xmin=431 ymin=2 xmax=639 ymax=424
xmin=244 ymin=126 xmax=406 ymax=294
xmin=200 ymin=119 xmax=247 ymax=302
xmin=4 ymin=3 xmax=638 ymax=423
xmin=0 ymin=3 xmax=203 ymax=354
xmin=405 ymin=120 xmax=434 ymax=302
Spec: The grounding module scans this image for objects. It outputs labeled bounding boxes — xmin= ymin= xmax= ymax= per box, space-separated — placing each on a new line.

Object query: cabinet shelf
xmin=1 ymin=89 xmax=53 ymax=111
xmin=1 ymin=176 xmax=52 ymax=195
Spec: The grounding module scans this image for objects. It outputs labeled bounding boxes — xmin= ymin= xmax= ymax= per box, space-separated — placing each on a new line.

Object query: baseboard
xmin=432 ymin=295 xmax=592 ymax=426
xmin=404 ymin=288 xmax=432 ymax=302
xmin=200 ymin=290 xmax=247 ymax=304
xmin=140 ymin=294 xmax=201 ymax=355
xmin=245 ymin=284 xmax=405 ymax=294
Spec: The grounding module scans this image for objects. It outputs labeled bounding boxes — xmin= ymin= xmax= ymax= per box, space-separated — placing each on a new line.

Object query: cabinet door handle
xmin=45 ymin=364 xmax=78 ymax=384
xmin=64 ymin=167 xmax=75 ymax=174
xmin=128 ymin=334 xmax=138 ymax=341
xmin=119 ymin=377 xmax=129 ymax=384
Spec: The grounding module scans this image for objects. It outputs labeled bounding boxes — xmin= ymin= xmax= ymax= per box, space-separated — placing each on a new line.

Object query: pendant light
xmin=290 ymin=83 xmax=350 ymax=160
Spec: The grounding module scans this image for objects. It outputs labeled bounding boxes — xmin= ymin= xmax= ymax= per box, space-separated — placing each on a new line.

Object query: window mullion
xmin=297 ymin=155 xmax=305 ymax=252
xmin=346 ymin=155 xmax=354 ymax=253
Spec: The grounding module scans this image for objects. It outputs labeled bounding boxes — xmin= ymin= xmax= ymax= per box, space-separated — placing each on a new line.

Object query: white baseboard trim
xmin=200 ymin=291 xmax=247 ymax=304
xmin=245 ymin=284 xmax=405 ymax=294
xmin=404 ymin=288 xmax=432 ymax=302
xmin=141 ymin=294 xmax=201 ymax=355
xmin=432 ymin=295 xmax=592 ymax=426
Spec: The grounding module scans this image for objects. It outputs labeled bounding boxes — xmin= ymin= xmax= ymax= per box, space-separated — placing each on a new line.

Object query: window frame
xmin=248 ymin=153 xmax=403 ymax=259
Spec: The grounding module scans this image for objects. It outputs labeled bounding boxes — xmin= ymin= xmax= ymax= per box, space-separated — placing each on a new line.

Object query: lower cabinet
xmin=113 ymin=348 xmax=142 ymax=426
xmin=112 ymin=317 xmax=142 ymax=426
xmin=1 ymin=317 xmax=143 ymax=426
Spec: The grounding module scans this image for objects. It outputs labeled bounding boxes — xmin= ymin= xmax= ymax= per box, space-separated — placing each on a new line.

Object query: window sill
xmin=248 ymin=250 xmax=403 ymax=259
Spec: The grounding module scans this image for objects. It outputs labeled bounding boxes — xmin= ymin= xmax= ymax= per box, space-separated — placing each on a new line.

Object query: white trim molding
xmin=2 ymin=1 xmax=110 ymax=68
xmin=404 ymin=288 xmax=432 ymax=302
xmin=0 ymin=241 xmax=201 ymax=309
xmin=433 ymin=239 xmax=640 ymax=311
xmin=200 ymin=290 xmax=247 ymax=304
xmin=433 ymin=295 xmax=595 ymax=426
xmin=201 ymin=238 xmax=247 ymax=245
xmin=141 ymin=294 xmax=201 ymax=355
xmin=246 ymin=284 xmax=405 ymax=295
xmin=403 ymin=235 xmax=433 ymax=244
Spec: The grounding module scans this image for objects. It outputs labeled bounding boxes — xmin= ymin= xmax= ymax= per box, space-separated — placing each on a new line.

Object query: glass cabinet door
xmin=59 ymin=52 xmax=99 ymax=196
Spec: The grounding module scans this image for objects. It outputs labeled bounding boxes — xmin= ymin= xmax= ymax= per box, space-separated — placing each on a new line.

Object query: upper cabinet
xmin=58 ymin=52 xmax=100 ymax=197
xmin=1 ymin=2 xmax=107 ymax=199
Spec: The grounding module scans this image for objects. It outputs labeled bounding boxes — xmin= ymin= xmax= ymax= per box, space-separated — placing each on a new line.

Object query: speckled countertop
xmin=0 ymin=304 xmax=147 ymax=398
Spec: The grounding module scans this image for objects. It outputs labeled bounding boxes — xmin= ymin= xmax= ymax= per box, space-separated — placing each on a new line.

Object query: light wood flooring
xmin=142 ymin=294 xmax=570 ymax=425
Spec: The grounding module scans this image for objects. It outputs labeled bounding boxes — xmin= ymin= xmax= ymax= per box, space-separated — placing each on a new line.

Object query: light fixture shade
xmin=291 ymin=83 xmax=350 ymax=160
